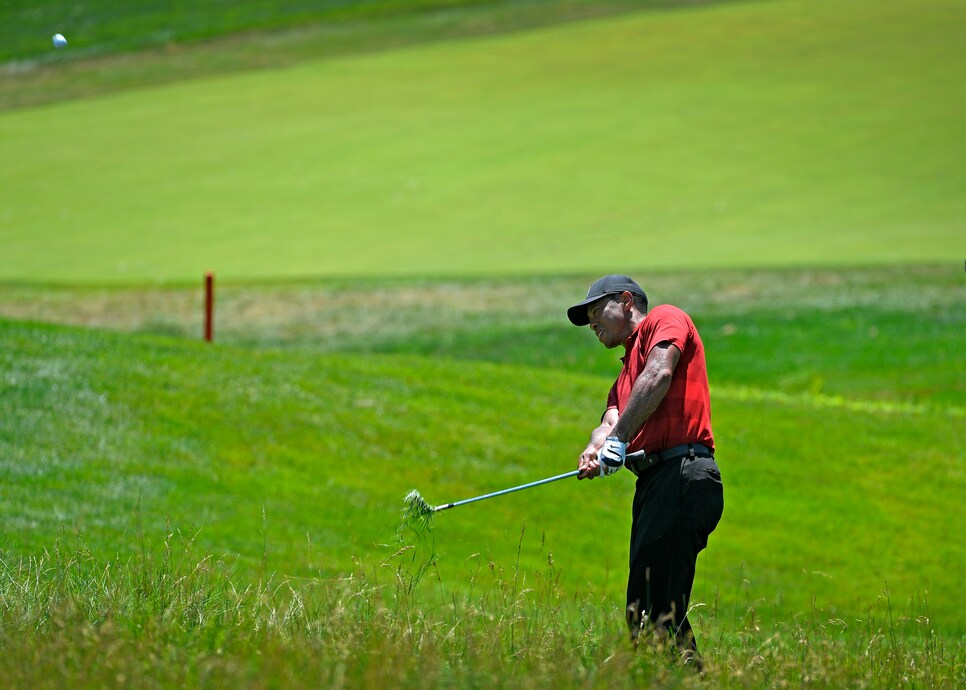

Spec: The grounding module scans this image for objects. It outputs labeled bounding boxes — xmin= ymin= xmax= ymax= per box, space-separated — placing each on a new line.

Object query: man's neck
xmin=628 ymin=309 xmax=646 ymax=332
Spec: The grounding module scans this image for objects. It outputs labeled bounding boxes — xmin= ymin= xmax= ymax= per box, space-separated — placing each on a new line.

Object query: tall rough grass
xmin=0 ymin=532 xmax=960 ymax=689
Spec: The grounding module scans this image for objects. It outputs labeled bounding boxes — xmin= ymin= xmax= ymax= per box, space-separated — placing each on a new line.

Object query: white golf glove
xmin=598 ymin=436 xmax=626 ymax=476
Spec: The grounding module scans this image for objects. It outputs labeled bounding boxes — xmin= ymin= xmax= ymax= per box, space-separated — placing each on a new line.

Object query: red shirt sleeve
xmin=645 ymin=305 xmax=690 ymax=356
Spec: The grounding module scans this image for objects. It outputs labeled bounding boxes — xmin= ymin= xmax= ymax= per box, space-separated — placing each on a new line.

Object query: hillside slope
xmin=2 ymin=317 xmax=962 ymax=632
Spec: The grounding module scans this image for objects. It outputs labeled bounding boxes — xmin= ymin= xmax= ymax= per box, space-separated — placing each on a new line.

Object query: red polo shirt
xmin=606 ymin=304 xmax=714 ymax=454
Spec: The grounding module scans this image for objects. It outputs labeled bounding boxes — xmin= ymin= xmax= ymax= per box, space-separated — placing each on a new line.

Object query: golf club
xmin=403 ymin=451 xmax=649 ymax=526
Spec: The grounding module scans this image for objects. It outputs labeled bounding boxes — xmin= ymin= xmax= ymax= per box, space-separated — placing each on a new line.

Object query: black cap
xmin=567 ymin=275 xmax=647 ymax=326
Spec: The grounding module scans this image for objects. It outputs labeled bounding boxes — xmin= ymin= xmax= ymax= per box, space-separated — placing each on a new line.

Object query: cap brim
xmin=567 ymin=297 xmax=598 ymax=326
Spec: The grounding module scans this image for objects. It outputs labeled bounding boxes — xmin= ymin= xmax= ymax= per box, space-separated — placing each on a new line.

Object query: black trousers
xmin=626 ymin=453 xmax=724 ymax=651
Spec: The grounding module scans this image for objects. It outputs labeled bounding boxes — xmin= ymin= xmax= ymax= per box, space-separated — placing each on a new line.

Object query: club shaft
xmin=431 ymin=452 xmax=646 ymax=512
xmin=434 ymin=470 xmax=580 ymax=512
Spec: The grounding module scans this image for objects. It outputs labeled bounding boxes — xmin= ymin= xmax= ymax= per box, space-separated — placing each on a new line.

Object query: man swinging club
xmin=568 ymin=275 xmax=724 ymax=661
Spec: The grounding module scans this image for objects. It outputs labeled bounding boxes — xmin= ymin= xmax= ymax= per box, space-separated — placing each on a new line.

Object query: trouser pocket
xmin=680 ymin=456 xmax=723 ymax=541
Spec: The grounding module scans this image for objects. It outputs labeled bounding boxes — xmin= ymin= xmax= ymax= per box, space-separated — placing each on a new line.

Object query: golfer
xmin=568 ymin=275 xmax=723 ymax=661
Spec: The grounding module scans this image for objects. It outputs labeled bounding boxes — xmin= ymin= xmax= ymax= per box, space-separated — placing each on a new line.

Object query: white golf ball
xmin=52 ymin=33 xmax=67 ymax=49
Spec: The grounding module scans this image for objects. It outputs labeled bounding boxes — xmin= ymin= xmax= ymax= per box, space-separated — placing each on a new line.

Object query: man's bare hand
xmin=578 ymin=444 xmax=601 ymax=480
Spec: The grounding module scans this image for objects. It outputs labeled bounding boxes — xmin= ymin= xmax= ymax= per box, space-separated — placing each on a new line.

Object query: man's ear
xmin=620 ymin=291 xmax=634 ymax=313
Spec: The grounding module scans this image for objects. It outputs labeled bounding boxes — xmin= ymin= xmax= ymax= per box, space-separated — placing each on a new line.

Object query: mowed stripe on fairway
xmin=713 ymin=385 xmax=964 ymax=420
xmin=1 ymin=0 xmax=964 ymax=283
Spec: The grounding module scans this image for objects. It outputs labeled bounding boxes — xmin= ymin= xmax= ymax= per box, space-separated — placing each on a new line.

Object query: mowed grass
xmin=0 ymin=0 xmax=533 ymax=62
xmin=3 ymin=264 xmax=961 ymax=407
xmin=1 ymin=266 xmax=963 ymax=641
xmin=2 ymin=0 xmax=964 ymax=283
xmin=1 ymin=0 xmax=655 ymax=64
xmin=0 ymin=0 xmax=672 ymax=109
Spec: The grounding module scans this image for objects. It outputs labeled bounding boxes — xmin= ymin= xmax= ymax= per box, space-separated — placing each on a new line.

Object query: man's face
xmin=586 ymin=293 xmax=630 ymax=349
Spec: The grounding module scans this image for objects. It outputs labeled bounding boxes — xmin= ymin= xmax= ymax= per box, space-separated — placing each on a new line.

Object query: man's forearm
xmin=610 ymin=344 xmax=678 ymax=444
xmin=589 ymin=421 xmax=616 ymax=450
xmin=611 ymin=372 xmax=671 ymax=442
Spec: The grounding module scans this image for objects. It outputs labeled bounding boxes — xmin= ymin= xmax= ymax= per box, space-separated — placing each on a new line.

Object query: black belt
xmin=625 ymin=443 xmax=713 ymax=477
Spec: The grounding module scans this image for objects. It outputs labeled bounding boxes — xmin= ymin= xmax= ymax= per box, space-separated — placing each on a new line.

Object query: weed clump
xmin=401 ymin=490 xmax=435 ymax=540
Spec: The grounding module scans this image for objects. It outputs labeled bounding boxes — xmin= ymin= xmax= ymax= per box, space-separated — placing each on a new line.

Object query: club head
xmin=401 ymin=489 xmax=436 ymax=536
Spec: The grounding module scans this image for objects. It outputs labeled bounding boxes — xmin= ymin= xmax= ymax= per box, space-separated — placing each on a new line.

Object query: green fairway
xmin=0 ymin=0 xmax=674 ymax=110
xmin=1 ymin=0 xmax=963 ymax=283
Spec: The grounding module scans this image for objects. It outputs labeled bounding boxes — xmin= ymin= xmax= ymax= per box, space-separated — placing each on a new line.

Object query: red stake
xmin=204 ymin=271 xmax=214 ymax=343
